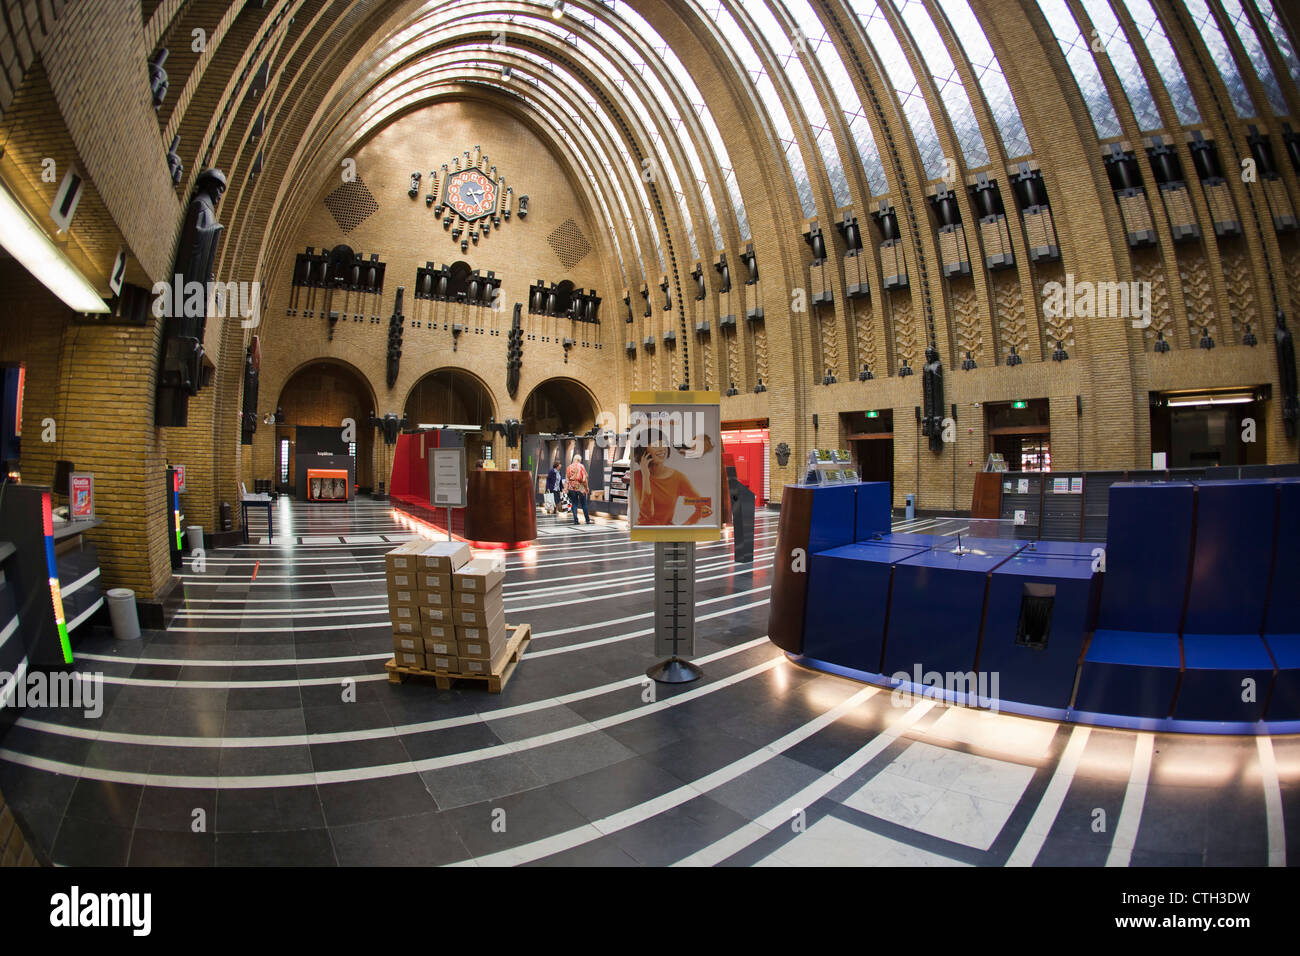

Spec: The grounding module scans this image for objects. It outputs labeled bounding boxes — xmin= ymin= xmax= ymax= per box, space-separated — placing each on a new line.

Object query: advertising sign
xmin=174 ymin=464 xmax=186 ymax=493
xmin=431 ymin=448 xmax=466 ymax=507
xmin=69 ymin=473 xmax=94 ymax=519
xmin=628 ymin=391 xmax=722 ymax=543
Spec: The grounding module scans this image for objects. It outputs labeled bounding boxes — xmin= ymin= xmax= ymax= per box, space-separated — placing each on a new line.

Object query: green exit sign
xmin=1011 ymin=400 xmax=1028 ymax=409
xmin=866 ymin=410 xmax=880 ymax=419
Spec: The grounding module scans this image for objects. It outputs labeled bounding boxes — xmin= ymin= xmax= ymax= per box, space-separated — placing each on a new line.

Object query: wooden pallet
xmin=386 ymin=623 xmax=531 ymax=693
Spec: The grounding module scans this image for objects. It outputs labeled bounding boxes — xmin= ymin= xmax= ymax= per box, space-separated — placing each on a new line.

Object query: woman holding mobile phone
xmin=631 ymin=429 xmax=712 ymax=526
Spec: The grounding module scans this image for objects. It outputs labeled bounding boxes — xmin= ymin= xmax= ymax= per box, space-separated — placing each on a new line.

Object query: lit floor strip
xmin=1255 ymin=736 xmax=1287 ymax=867
xmin=671 ymin=698 xmax=936 ymax=867
xmin=454 ymin=686 xmax=883 ymax=867
xmin=1105 ymin=732 xmax=1154 ymax=867
xmin=1005 ymin=725 xmax=1091 ymax=867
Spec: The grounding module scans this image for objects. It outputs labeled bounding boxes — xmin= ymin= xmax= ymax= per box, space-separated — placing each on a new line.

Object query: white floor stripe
xmin=672 ymin=698 xmax=936 ymax=867
xmin=527 ymin=596 xmax=770 ymax=658
xmin=455 ymin=686 xmax=882 ymax=867
xmin=1005 ymin=725 xmax=1090 ymax=867
xmin=0 ymin=615 xmax=18 ymax=653
xmin=20 ymin=639 xmax=771 ymax=749
xmin=1105 ymin=732 xmax=1154 ymax=867
xmin=1 ymin=652 xmax=784 ymax=789
xmin=1255 ymin=736 xmax=1287 ymax=867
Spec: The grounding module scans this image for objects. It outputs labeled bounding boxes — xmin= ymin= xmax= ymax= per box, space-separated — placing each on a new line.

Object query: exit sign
xmin=1011 ymin=400 xmax=1028 ymax=409
xmin=866 ymin=410 xmax=880 ymax=419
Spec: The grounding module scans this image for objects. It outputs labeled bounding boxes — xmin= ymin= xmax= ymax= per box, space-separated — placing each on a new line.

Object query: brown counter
xmin=465 ymin=469 xmax=537 ymax=544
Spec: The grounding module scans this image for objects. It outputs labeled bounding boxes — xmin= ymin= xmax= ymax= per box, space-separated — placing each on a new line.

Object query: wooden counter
xmin=465 ymin=470 xmax=536 ymax=543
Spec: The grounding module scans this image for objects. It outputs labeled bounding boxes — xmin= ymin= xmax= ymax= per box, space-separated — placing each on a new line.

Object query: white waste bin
xmin=106 ymin=588 xmax=141 ymax=641
xmin=186 ymin=526 xmax=203 ymax=551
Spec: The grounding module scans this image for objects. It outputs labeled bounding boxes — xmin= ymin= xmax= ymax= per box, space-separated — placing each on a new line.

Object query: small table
xmin=240 ymin=489 xmax=273 ymax=543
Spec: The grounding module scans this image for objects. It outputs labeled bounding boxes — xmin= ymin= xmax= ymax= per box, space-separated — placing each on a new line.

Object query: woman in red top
xmin=631 ymin=430 xmax=713 ymax=526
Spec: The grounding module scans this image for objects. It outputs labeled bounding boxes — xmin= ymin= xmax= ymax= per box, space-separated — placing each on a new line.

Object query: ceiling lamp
xmin=551 ymin=0 xmax=565 ymax=19
xmin=0 ymin=179 xmax=109 ymax=313
xmin=1242 ymin=324 xmax=1258 ymax=347
xmin=961 ymin=351 xmax=977 ymax=371
xmin=1006 ymin=345 xmax=1022 ymax=366
xmin=858 ymin=363 xmax=873 ymax=381
xmin=1153 ymin=330 xmax=1171 ymax=353
xmin=1199 ymin=327 xmax=1215 ymax=349
xmin=1051 ymin=341 xmax=1069 ymax=362
xmin=898 ymin=359 xmax=913 ymax=377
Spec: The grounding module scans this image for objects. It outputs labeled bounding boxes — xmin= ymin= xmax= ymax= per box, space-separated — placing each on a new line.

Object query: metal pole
xmin=646 ymin=540 xmax=701 ymax=683
xmin=447 ymin=505 xmax=453 ymax=542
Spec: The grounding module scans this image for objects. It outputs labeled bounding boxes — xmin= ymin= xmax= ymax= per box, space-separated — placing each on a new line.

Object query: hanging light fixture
xmin=822 ymin=367 xmax=837 ymax=385
xmin=961 ymin=351 xmax=976 ymax=371
xmin=1242 ymin=324 xmax=1258 ymax=346
xmin=1153 ymin=329 xmax=1171 ymax=353
xmin=898 ymin=359 xmax=913 ymax=377
xmin=1006 ymin=345 xmax=1022 ymax=366
xmin=858 ymin=363 xmax=873 ymax=381
xmin=725 ymin=381 xmax=739 ymax=397
xmin=1199 ymin=327 xmax=1215 ymax=349
xmin=1051 ymin=341 xmax=1069 ymax=362
xmin=753 ymin=378 xmax=767 ymax=393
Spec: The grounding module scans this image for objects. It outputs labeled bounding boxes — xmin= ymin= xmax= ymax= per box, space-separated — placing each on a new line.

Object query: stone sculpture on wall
xmin=386 ymin=287 xmax=405 ymax=389
xmin=921 ymin=345 xmax=945 ymax=453
xmin=156 ymin=168 xmax=226 ymax=427
xmin=506 ymin=303 xmax=523 ymax=399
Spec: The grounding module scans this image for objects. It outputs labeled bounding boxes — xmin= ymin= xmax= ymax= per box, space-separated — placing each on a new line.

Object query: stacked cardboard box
xmin=453 ymin=557 xmax=508 ymax=675
xmin=388 ymin=539 xmax=471 ymax=669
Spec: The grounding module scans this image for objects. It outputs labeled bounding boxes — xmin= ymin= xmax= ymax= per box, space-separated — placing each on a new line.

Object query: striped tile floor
xmin=0 ymin=498 xmax=1293 ymax=866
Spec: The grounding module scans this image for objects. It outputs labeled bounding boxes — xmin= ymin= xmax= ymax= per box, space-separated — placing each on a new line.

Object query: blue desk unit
xmin=804 ymin=539 xmax=934 ymax=676
xmin=772 ymin=476 xmax=1300 ymax=732
xmin=881 ymin=537 xmax=1026 ymax=679
xmin=979 ymin=541 xmax=1099 ymax=710
xmin=1264 ymin=479 xmax=1300 ymax=721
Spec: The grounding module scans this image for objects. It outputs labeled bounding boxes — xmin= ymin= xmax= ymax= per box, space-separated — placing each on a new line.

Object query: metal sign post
xmin=629 ymin=390 xmax=720 ymax=684
xmin=647 ymin=540 xmax=700 ymax=683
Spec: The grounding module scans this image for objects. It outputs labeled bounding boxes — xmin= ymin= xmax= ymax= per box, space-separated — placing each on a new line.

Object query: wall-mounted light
xmin=0 ymin=180 xmax=109 ymax=313
xmin=551 ymin=0 xmax=565 ymax=18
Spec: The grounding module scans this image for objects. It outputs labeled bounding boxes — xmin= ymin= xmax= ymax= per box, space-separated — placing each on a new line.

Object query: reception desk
xmin=771 ymin=478 xmax=1300 ymax=732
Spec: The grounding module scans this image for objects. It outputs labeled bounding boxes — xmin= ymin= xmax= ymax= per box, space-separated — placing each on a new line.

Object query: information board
xmin=431 ymin=448 xmax=466 ymax=507
xmin=628 ymin=391 xmax=722 ymax=542
xmin=69 ymin=473 xmax=94 ymax=519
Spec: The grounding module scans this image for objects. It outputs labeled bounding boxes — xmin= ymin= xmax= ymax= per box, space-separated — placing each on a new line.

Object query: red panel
xmin=389 ymin=431 xmax=439 ymax=501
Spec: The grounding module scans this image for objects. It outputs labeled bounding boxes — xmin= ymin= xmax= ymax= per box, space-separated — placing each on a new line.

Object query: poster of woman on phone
xmin=628 ymin=392 xmax=721 ymax=542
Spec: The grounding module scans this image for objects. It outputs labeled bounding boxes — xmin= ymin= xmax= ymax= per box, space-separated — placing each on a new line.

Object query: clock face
xmin=446 ymin=170 xmax=497 ymax=221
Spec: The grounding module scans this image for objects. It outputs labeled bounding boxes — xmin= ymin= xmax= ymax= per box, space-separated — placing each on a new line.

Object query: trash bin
xmin=186 ymin=526 xmax=203 ymax=551
xmin=106 ymin=588 xmax=141 ymax=641
xmin=905 ymin=492 xmax=916 ymax=521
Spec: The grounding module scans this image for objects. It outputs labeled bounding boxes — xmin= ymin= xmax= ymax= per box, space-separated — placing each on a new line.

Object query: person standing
xmin=545 ymin=460 xmax=564 ymax=513
xmin=566 ymin=453 xmax=592 ymax=525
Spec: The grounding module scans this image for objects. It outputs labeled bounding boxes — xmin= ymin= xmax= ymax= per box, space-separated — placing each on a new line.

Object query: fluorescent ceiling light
xmin=1167 ymin=394 xmax=1255 ymax=407
xmin=0 ymin=179 xmax=109 ymax=313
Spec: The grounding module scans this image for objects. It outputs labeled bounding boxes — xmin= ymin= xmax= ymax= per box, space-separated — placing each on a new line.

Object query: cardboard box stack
xmin=387 ymin=539 xmax=472 ymax=670
xmin=452 ymin=557 xmax=508 ymax=675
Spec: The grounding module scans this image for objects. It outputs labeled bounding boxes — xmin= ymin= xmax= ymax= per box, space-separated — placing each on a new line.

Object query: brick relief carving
xmin=1134 ymin=256 xmax=1171 ymax=352
xmin=820 ymin=309 xmax=839 ymax=378
xmin=699 ymin=335 xmax=714 ymax=391
xmin=754 ymin=322 xmax=769 ymax=384
xmin=891 ymin=295 xmax=917 ymax=372
xmin=1178 ymin=248 xmax=1214 ymax=345
xmin=992 ymin=273 xmax=1027 ymax=361
xmin=1035 ymin=262 xmax=1075 ymax=357
xmin=950 ymin=281 xmax=981 ymax=364
xmin=725 ymin=328 xmax=739 ymax=391
xmin=853 ymin=302 xmax=877 ymax=374
xmin=1222 ymin=248 xmax=1257 ymax=344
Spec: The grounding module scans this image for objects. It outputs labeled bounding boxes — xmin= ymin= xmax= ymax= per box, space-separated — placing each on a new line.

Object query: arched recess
xmin=522 ymin=377 xmax=600 ymax=435
xmin=404 ymin=367 xmax=498 ymax=463
xmin=275 ymin=358 xmax=378 ymax=490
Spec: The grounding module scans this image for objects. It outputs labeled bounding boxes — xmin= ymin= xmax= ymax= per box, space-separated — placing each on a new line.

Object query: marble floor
xmin=0 ymin=498 xmax=1294 ymax=866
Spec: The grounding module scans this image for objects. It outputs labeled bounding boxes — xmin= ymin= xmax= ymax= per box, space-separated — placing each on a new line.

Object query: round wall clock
xmin=446 ymin=169 xmax=497 ymax=221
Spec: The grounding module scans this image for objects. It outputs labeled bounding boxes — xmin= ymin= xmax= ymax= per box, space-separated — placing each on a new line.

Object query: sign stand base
xmin=646 ymin=657 xmax=701 ymax=683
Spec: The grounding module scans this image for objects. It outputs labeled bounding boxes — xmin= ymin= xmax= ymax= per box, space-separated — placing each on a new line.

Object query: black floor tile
xmin=215 ymin=828 xmax=336 ymax=866
xmin=328 ymin=811 xmax=470 ymax=866
xmin=316 ymin=773 xmax=437 ymax=827
xmin=216 ymin=785 xmax=326 ymax=832
xmin=128 ymin=828 xmax=217 ymax=866
xmin=63 ymin=778 xmax=144 ymax=826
